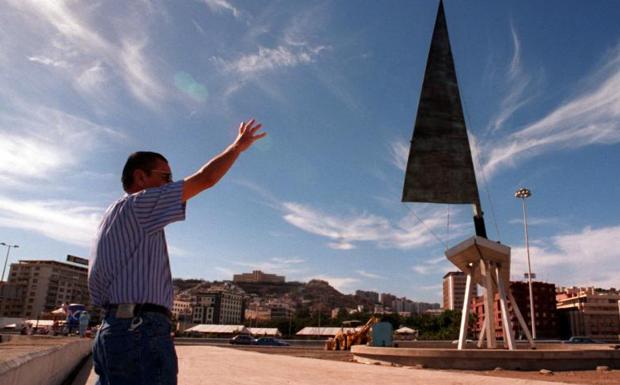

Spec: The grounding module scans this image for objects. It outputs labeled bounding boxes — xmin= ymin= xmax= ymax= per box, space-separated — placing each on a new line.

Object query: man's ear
xmin=133 ymin=169 xmax=148 ymax=189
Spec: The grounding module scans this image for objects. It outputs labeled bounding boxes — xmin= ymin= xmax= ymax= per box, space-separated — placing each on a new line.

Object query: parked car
xmin=255 ymin=337 xmax=290 ymax=346
xmin=229 ymin=334 xmax=255 ymax=345
xmin=562 ymin=336 xmax=601 ymax=344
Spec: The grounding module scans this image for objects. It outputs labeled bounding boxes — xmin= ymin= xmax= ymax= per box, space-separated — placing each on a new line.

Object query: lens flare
xmin=174 ymin=72 xmax=208 ymax=102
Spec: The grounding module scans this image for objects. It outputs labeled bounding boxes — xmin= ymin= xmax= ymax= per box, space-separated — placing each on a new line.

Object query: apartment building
xmin=355 ymin=290 xmax=379 ymax=304
xmin=171 ymin=294 xmax=192 ymax=322
xmin=472 ymin=281 xmax=559 ymax=339
xmin=3 ymin=260 xmax=89 ymax=318
xmin=0 ymin=283 xmax=25 ymax=317
xmin=189 ymin=288 xmax=244 ymax=324
xmin=556 ymin=287 xmax=620 ymax=340
xmin=233 ymin=270 xmax=285 ymax=284
xmin=443 ymin=271 xmax=477 ymax=311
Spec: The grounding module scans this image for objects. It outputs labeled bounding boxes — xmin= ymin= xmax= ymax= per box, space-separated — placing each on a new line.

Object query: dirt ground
xmin=457 ymin=368 xmax=620 ymax=385
xmin=225 ymin=345 xmax=620 ymax=385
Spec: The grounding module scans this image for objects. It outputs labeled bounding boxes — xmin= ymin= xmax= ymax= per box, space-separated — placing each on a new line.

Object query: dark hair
xmin=121 ymin=151 xmax=168 ymax=192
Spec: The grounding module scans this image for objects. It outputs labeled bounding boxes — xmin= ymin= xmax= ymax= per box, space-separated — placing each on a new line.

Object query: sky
xmin=0 ymin=0 xmax=618 ymax=303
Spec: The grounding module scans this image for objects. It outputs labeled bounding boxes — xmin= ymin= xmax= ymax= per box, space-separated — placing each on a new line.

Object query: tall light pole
xmin=1 ymin=242 xmax=19 ymax=282
xmin=514 ymin=187 xmax=536 ymax=339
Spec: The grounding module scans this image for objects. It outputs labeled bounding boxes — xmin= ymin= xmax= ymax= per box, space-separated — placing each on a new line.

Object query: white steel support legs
xmin=457 ymin=260 xmax=535 ymax=351
xmin=481 ymin=260 xmax=497 ymax=348
xmin=495 ymin=263 xmax=515 ymax=350
xmin=457 ymin=269 xmax=473 ymax=350
xmin=446 ymin=236 xmax=535 ymax=351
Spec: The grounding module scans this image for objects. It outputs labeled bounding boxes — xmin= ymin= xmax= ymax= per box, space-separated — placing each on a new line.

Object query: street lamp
xmin=1 ymin=242 xmax=19 ymax=282
xmin=514 ymin=187 xmax=536 ymax=340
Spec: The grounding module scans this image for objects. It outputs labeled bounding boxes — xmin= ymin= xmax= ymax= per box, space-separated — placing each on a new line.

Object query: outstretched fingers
xmin=239 ymin=119 xmax=256 ymax=134
xmin=252 ymin=131 xmax=267 ymax=141
xmin=237 ymin=118 xmax=266 ymax=148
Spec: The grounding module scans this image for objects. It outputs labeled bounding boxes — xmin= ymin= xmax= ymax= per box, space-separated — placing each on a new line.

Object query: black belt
xmin=105 ymin=303 xmax=171 ymax=319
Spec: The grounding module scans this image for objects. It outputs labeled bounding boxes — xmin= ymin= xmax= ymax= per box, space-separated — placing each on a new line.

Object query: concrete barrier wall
xmin=352 ymin=345 xmax=620 ymax=370
xmin=0 ymin=338 xmax=91 ymax=385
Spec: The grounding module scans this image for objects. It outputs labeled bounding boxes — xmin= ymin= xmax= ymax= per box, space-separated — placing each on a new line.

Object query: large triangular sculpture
xmin=402 ymin=0 xmax=534 ymax=350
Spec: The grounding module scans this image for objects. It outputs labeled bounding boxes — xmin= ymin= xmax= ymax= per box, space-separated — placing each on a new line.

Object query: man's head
xmin=121 ymin=151 xmax=172 ymax=193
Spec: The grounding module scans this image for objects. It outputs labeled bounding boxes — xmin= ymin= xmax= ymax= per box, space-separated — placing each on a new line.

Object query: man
xmin=88 ymin=119 xmax=265 ymax=385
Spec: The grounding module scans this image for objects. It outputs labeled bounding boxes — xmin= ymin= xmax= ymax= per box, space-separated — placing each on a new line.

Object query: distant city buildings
xmin=380 ymin=293 xmax=396 ymax=306
xmin=0 ymin=259 xmax=89 ymax=318
xmin=233 ymin=270 xmax=285 ymax=284
xmin=556 ymin=286 xmax=620 ymax=340
xmin=391 ymin=297 xmax=417 ymax=314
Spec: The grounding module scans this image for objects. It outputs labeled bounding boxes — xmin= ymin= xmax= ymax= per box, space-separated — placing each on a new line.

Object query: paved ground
xmin=79 ymin=345 xmax=583 ymax=385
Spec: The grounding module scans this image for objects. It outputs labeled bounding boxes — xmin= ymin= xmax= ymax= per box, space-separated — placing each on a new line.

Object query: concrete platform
xmin=80 ymin=345 xmax=576 ymax=385
xmin=352 ymin=343 xmax=620 ymax=371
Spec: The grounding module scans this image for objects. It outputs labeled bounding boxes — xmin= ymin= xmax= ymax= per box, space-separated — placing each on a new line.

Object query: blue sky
xmin=0 ymin=0 xmax=618 ymax=303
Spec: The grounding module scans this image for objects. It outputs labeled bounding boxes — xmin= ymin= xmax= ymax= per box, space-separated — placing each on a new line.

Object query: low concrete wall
xmin=352 ymin=344 xmax=620 ymax=371
xmin=0 ymin=337 xmax=91 ymax=385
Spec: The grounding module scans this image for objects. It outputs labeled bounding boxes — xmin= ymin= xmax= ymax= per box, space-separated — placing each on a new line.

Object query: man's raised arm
xmin=182 ymin=119 xmax=266 ymax=202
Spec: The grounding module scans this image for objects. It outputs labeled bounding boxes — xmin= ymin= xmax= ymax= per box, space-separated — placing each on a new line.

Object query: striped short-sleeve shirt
xmin=88 ymin=180 xmax=186 ymax=310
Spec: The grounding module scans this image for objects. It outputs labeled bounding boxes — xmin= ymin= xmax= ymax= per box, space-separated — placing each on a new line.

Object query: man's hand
xmin=232 ymin=119 xmax=267 ymax=153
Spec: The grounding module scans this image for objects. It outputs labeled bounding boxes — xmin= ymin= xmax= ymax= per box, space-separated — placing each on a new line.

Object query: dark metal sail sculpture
xmin=402 ymin=0 xmax=486 ymax=237
xmin=402 ymin=1 xmax=479 ymax=204
xmin=400 ymin=2 xmax=535 ymax=350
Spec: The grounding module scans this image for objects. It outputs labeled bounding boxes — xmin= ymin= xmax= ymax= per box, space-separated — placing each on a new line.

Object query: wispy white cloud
xmin=74 ymin=62 xmax=108 ymax=95
xmin=5 ymin=0 xmax=165 ymax=108
xmin=356 ymin=270 xmax=384 ymax=279
xmin=481 ymin=43 xmax=620 ymax=178
xmin=0 ymin=100 xmax=124 ymax=185
xmin=118 ymin=38 xmax=164 ymax=106
xmin=485 ymin=24 xmax=539 ymax=134
xmin=510 ymin=225 xmax=620 ymax=289
xmin=168 ymin=244 xmax=193 ymax=258
xmin=508 ymin=216 xmax=561 ymax=226
xmin=0 ymin=197 xmax=102 ymax=247
xmin=191 ymin=19 xmax=206 ymax=36
xmin=202 ymin=0 xmax=240 ymax=18
xmin=388 ymin=140 xmax=409 ymax=172
xmin=236 ymin=182 xmax=465 ymax=252
xmin=412 ymin=256 xmax=452 ymax=275
xmin=28 ymin=55 xmax=69 ymax=68
xmin=216 ymin=45 xmax=326 ymax=76
xmin=281 ymin=202 xmax=468 ymax=250
xmin=270 ymin=257 xmax=305 ymax=265
xmin=307 ymin=274 xmax=359 ymax=294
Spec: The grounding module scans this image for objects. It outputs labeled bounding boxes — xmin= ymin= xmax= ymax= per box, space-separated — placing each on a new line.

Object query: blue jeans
xmin=93 ymin=312 xmax=177 ymax=385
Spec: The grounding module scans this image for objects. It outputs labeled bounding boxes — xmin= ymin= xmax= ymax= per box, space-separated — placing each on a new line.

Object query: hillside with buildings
xmin=1 ymin=260 xmax=617 ymax=342
xmin=170 ymin=271 xmax=441 ymax=332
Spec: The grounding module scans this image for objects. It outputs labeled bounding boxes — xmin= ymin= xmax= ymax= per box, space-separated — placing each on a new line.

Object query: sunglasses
xmin=150 ymin=169 xmax=173 ymax=183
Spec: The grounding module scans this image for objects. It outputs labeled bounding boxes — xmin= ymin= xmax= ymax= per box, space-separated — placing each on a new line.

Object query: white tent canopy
xmin=247 ymin=327 xmax=281 ymax=336
xmin=185 ymin=324 xmax=248 ymax=334
xmin=296 ymin=327 xmax=358 ymax=337
xmin=184 ymin=325 xmax=283 ymax=336
xmin=395 ymin=326 xmax=418 ymax=334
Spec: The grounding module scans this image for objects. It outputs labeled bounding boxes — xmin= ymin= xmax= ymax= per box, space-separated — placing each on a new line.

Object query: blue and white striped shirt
xmin=88 ymin=180 xmax=186 ymax=310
